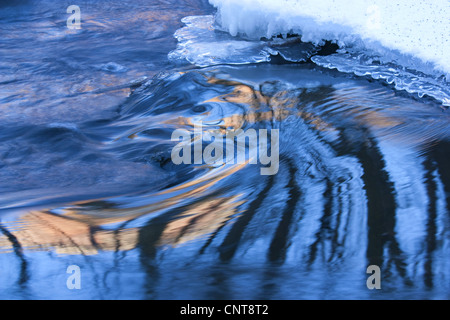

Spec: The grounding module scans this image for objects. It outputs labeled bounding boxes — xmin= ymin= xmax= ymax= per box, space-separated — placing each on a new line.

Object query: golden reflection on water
xmin=0 ymin=211 xmax=139 ymax=255
xmin=0 ymin=161 xmax=248 ymax=256
xmin=159 ymin=194 xmax=245 ymax=247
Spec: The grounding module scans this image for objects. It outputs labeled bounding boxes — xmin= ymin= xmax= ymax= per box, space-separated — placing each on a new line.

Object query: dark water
xmin=0 ymin=0 xmax=449 ymax=300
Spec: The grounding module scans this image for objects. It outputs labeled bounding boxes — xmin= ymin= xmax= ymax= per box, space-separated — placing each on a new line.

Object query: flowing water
xmin=0 ymin=0 xmax=449 ymax=299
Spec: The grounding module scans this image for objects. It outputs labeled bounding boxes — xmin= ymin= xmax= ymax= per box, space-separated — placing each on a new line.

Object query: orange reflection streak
xmin=0 ymin=211 xmax=138 ymax=255
xmin=0 ymin=163 xmax=248 ymax=255
xmin=159 ymin=194 xmax=246 ymax=247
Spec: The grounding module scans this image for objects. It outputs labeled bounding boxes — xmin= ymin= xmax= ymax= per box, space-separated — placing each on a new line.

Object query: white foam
xmin=209 ymin=0 xmax=450 ymax=76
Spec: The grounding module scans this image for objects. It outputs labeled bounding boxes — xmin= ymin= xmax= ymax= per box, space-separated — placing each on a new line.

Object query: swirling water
xmin=0 ymin=0 xmax=449 ymax=300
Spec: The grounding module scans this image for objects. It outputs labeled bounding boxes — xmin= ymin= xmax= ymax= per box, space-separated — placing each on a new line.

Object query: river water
xmin=0 ymin=0 xmax=448 ymax=299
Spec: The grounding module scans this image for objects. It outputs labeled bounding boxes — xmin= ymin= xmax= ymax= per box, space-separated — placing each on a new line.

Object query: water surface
xmin=0 ymin=0 xmax=448 ymax=300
